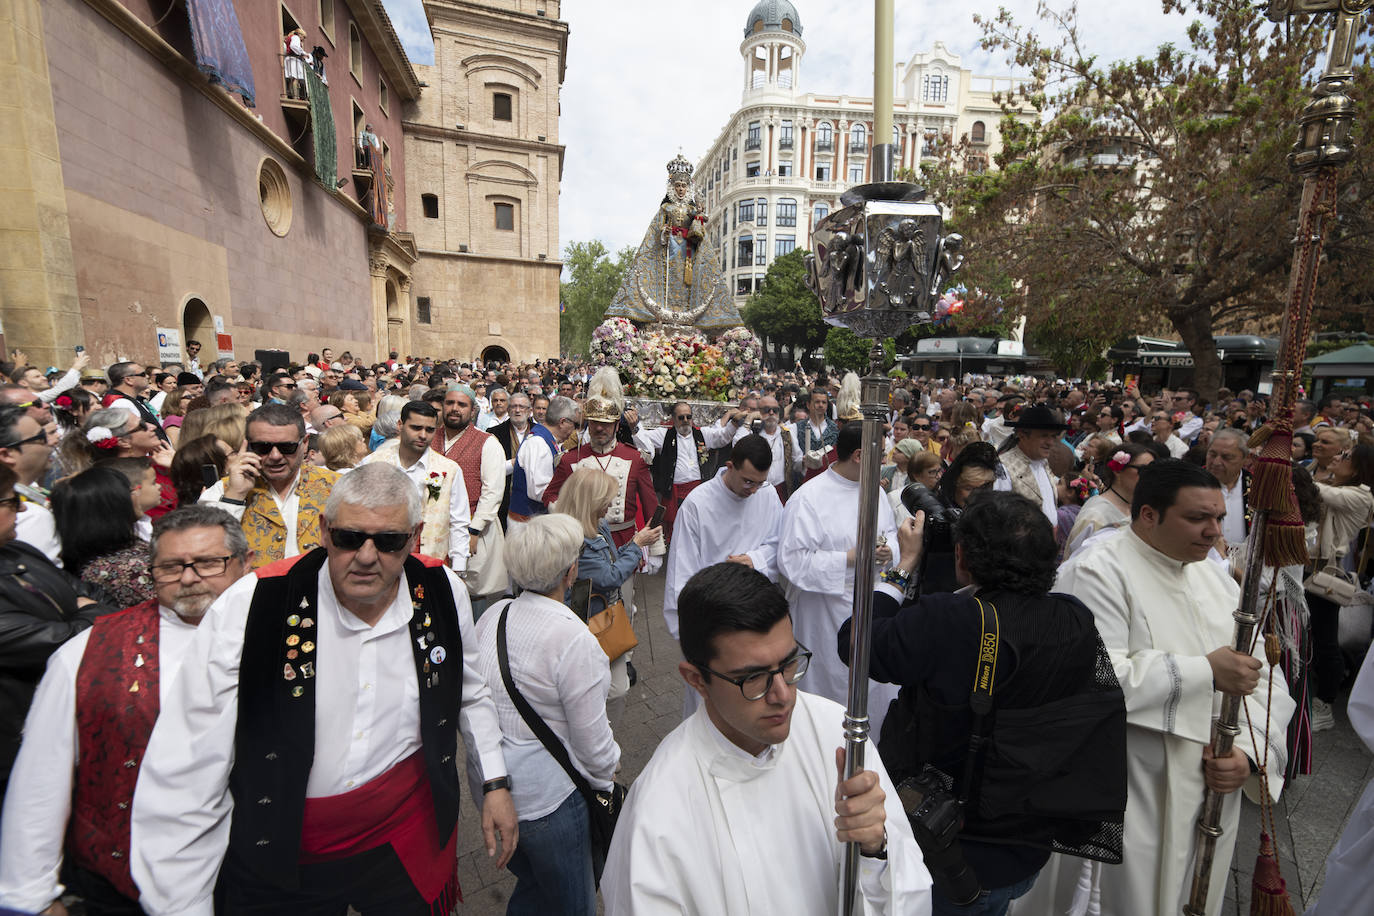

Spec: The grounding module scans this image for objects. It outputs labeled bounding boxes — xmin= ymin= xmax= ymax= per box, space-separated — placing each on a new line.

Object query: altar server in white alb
xmin=1015 ymin=460 xmax=1293 ymax=916
xmin=777 ymin=421 xmax=900 ymax=736
xmin=602 ymin=562 xmax=931 ymax=916
xmin=665 ymin=434 xmax=784 ymax=716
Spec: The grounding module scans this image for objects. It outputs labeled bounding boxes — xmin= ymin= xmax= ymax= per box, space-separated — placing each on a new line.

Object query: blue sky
xmin=381 ymin=1 xmax=1205 ymax=257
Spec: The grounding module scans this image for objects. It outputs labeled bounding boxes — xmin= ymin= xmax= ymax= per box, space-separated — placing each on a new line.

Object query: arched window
xmin=850 ymin=122 xmax=867 ymax=152
xmin=971 ymin=120 xmax=986 ymax=143
xmin=816 ymin=121 xmax=833 ymax=150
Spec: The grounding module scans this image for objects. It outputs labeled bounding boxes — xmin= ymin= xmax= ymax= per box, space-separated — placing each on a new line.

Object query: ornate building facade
xmin=3 ymin=0 xmax=421 ymax=369
xmin=402 ymin=0 xmax=566 ymax=364
xmin=698 ymin=1 xmax=1036 ymax=308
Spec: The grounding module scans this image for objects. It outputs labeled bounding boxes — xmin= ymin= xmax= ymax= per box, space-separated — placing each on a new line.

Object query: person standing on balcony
xmin=282 ymin=28 xmax=311 ymax=101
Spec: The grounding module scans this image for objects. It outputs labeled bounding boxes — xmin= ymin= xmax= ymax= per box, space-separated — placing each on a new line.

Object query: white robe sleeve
xmin=518 ymin=435 xmax=554 ymax=502
xmin=447 ymin=466 xmax=471 ymax=572
xmin=744 ymin=498 xmax=784 ymax=583
xmin=633 ymin=425 xmax=667 ymax=456
xmin=471 ymin=438 xmax=505 ymax=531
xmin=701 ymin=421 xmax=738 ymax=449
xmin=778 ymin=490 xmax=850 ymax=597
xmin=662 ymin=499 xmax=704 ymax=640
xmin=132 ymin=576 xmax=256 ymax=916
xmin=1057 ymin=556 xmax=1214 ymax=745
xmin=0 ymin=633 xmax=87 ymax=913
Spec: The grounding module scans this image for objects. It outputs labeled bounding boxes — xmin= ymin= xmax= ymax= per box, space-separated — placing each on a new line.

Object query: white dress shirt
xmin=471 ymin=593 xmax=619 ymax=821
xmin=1219 ymin=475 xmax=1246 ymax=548
xmin=200 ymin=472 xmax=305 ymax=558
xmin=131 ymin=565 xmax=506 ymax=916
xmin=635 ymin=423 xmax=738 ymax=485
xmin=515 ymin=426 xmax=560 ymax=503
xmin=732 ymin=424 xmax=799 ymax=489
xmin=0 ymin=607 xmax=198 ymax=914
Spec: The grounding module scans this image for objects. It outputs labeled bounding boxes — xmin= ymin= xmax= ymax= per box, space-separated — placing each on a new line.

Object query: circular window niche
xmin=258 ymin=158 xmax=292 ymax=237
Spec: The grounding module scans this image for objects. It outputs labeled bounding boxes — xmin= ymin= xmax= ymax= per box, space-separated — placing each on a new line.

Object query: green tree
xmin=930 ymin=0 xmax=1374 ymax=400
xmin=741 ymin=249 xmax=828 ymax=364
xmin=559 ymin=241 xmax=634 ymax=357
xmin=823 ymin=328 xmax=897 ymax=374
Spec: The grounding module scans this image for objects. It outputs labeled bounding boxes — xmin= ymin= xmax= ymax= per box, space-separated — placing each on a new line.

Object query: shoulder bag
xmin=571 ymin=538 xmax=639 ymax=661
xmin=1304 ymin=513 xmax=1367 ymax=606
xmin=496 ymin=605 xmax=626 ymax=880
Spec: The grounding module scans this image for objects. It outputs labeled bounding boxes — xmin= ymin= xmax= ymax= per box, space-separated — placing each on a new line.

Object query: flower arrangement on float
xmin=589 ymin=318 xmax=764 ymax=402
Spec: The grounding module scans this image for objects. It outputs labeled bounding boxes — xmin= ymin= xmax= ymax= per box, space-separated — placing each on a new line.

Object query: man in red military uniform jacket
xmin=0 ymin=506 xmax=252 ymax=915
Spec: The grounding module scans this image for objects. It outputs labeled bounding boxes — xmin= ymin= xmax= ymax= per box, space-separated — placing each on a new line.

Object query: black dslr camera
xmin=900 ymin=483 xmax=963 ymax=588
xmin=896 ymin=770 xmax=981 ymax=905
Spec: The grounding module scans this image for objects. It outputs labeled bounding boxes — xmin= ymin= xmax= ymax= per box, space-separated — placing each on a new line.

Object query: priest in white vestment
xmin=666 ymin=436 xmax=785 ymax=718
xmin=603 ymin=562 xmax=931 ymax=916
xmin=778 ymin=423 xmax=900 ymax=737
xmin=1014 ymin=460 xmax=1293 ymax=916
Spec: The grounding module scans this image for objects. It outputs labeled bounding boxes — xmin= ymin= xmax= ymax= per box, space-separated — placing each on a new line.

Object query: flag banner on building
xmin=185 ymin=0 xmax=256 ymax=106
xmin=305 ymin=68 xmax=337 ymax=189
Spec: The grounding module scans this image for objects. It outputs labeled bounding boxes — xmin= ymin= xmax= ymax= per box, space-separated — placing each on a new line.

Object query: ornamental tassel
xmin=1249 ymin=409 xmax=1309 ymax=569
xmin=1250 ymin=832 xmax=1295 ymax=916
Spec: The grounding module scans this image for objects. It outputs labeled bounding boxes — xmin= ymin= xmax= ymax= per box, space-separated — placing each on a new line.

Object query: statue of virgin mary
xmin=605 ymin=153 xmax=741 ymax=332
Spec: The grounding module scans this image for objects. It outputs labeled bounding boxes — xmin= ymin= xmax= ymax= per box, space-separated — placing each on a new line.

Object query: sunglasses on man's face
xmin=328 ymin=528 xmax=412 ymax=553
xmin=247 ymin=439 xmax=301 ymax=456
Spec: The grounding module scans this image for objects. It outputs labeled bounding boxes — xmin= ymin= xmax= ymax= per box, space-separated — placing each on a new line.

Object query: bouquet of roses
xmin=590 ymin=320 xmax=765 ymax=403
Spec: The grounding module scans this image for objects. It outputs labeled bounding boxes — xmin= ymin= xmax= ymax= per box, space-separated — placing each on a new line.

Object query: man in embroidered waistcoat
xmin=0 ymin=507 xmax=251 ymax=915
xmin=132 ymin=463 xmax=517 ymax=916
xmin=484 ymin=391 xmax=530 ymax=531
xmin=432 ymin=385 xmax=508 ymax=612
xmin=362 ymin=401 xmax=470 ymax=572
xmin=201 ymin=403 xmax=339 ymax=568
xmin=634 ymin=401 xmax=742 ymax=543
xmin=993 ymin=404 xmax=1066 ymax=528
xmin=795 ymin=389 xmax=839 ymax=485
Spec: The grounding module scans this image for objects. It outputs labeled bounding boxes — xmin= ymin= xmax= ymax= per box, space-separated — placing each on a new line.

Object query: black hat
xmin=1009 ymin=404 xmax=1067 ymax=431
xmin=176 ymin=372 xmax=202 ymax=386
xmin=339 ymin=378 xmax=368 ymax=391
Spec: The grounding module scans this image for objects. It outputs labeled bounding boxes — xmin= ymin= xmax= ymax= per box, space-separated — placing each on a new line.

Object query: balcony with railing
xmin=779 ymin=137 xmax=794 ymax=150
xmin=814 ymin=138 xmax=834 ymax=153
xmin=745 ymin=136 xmax=762 ymax=151
xmin=849 ymin=141 xmax=868 ymax=155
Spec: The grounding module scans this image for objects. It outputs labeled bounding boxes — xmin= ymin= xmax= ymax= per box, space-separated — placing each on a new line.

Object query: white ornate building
xmin=698 ymin=0 xmax=1035 ymax=305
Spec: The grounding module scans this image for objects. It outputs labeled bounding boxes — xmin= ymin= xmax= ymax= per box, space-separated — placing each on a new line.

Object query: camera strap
xmin=959 ymin=597 xmax=1000 ymax=807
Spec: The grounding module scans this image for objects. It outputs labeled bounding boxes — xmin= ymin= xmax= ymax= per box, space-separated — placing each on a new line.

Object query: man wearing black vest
xmin=132 ymin=462 xmax=516 ymax=916
xmin=634 ymin=401 xmax=743 ymax=542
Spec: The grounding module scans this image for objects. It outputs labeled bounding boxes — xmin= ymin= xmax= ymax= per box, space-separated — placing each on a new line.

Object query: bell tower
xmin=741 ymin=0 xmax=805 ymax=101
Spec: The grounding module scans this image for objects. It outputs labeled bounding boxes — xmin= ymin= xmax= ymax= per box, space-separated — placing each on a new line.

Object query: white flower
xmin=85 ymin=426 xmax=114 ymax=443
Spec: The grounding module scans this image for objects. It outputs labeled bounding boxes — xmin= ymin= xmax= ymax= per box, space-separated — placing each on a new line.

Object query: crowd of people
xmin=0 ymin=343 xmax=1368 ymax=916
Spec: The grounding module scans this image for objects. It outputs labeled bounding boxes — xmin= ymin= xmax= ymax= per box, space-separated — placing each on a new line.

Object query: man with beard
xmin=201 ymin=404 xmax=339 ymax=568
xmin=0 ymin=507 xmax=251 ymax=914
xmin=634 ymin=402 xmax=741 ymax=542
xmin=431 ymin=385 xmax=507 ymax=609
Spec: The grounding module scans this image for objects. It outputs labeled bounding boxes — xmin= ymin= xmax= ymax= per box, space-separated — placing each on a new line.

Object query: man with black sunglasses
xmin=0 ymin=406 xmax=60 ymax=564
xmin=135 ymin=464 xmax=517 ymax=916
xmin=106 ymin=361 xmax=170 ymax=445
xmin=200 ymin=403 xmax=339 ymax=568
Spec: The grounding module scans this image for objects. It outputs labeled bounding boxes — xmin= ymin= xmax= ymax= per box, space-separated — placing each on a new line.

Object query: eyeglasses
xmin=701 ymin=644 xmax=812 ymax=701
xmin=328 ymin=528 xmax=412 ymax=553
xmin=277 ymin=382 xmax=298 ymax=390
xmin=912 ymin=423 xmax=932 ymax=430
xmin=761 ymin=406 xmax=779 ymax=413
xmin=126 ymin=371 xmax=148 ymax=379
xmin=935 ymin=434 xmax=951 ymax=443
xmin=247 ymin=439 xmax=302 ymax=456
xmin=675 ymin=414 xmax=693 ymax=422
xmin=151 ymin=555 xmax=234 ymax=583
xmin=0 ymin=496 xmax=21 ymax=512
xmin=735 ymin=475 xmax=768 ymax=491
xmin=0 ymin=430 xmax=47 ymax=450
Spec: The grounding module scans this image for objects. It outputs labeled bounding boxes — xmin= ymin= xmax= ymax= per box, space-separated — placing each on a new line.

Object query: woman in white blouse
xmin=471 ymin=514 xmax=619 ymax=915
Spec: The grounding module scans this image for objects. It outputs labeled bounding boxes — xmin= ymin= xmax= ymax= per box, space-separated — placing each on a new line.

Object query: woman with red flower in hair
xmin=1061 ymin=441 xmax=1161 ymax=561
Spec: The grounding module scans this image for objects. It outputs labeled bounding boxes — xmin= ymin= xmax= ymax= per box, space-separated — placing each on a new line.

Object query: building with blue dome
xmin=697 ymin=6 xmax=1036 ymax=305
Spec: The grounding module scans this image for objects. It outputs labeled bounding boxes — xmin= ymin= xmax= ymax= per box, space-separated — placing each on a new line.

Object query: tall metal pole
xmin=872 ymin=0 xmax=895 ymax=183
xmin=839 ymin=5 xmax=896 ymax=914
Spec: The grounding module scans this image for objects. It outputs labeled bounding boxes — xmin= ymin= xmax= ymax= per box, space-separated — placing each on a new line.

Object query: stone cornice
xmin=424 ymin=0 xmax=569 ymax=83
xmin=417 ymin=247 xmax=563 ymax=268
xmin=402 ymin=121 xmax=565 ymax=178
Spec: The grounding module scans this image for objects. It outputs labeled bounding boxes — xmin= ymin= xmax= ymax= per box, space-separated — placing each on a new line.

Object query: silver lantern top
xmin=804 ymin=182 xmax=964 ymax=340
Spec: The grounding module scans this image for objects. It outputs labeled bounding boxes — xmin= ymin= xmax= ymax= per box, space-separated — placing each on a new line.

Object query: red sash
xmin=299 ymin=752 xmax=459 ymax=906
xmin=69 ymin=600 xmax=162 ymax=900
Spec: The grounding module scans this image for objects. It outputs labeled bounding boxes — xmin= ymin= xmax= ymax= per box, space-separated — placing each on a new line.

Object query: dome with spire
xmin=744 ymin=0 xmax=802 ymax=38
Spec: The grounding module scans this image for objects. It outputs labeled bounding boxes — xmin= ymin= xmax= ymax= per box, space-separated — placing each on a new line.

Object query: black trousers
xmin=64 ymin=864 xmax=147 ymax=916
xmin=217 ymin=844 xmax=431 ymax=916
xmin=1308 ymin=591 xmax=1346 ymax=704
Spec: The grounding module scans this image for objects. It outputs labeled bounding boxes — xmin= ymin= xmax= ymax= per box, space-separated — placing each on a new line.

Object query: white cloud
xmin=381 ymin=0 xmax=435 ymax=65
xmin=558 ymin=0 xmax=1193 ymax=261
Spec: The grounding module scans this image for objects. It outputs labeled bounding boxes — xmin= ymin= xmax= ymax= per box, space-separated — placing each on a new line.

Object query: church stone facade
xmin=403 ymin=0 xmax=565 ymax=364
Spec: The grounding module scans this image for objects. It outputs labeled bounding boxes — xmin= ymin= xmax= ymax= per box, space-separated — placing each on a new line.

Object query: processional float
xmin=1185 ymin=2 xmax=1372 ymax=915
xmin=800 ymin=2 xmax=965 ymax=912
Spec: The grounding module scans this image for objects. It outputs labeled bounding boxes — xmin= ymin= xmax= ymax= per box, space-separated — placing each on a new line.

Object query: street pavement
xmin=451 ymin=570 xmax=1372 ymax=915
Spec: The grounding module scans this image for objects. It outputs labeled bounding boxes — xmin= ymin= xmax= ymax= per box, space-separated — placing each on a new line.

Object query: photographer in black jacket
xmin=0 ymin=462 xmax=115 ymax=805
xmin=839 ymin=490 xmax=1125 ymax=916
